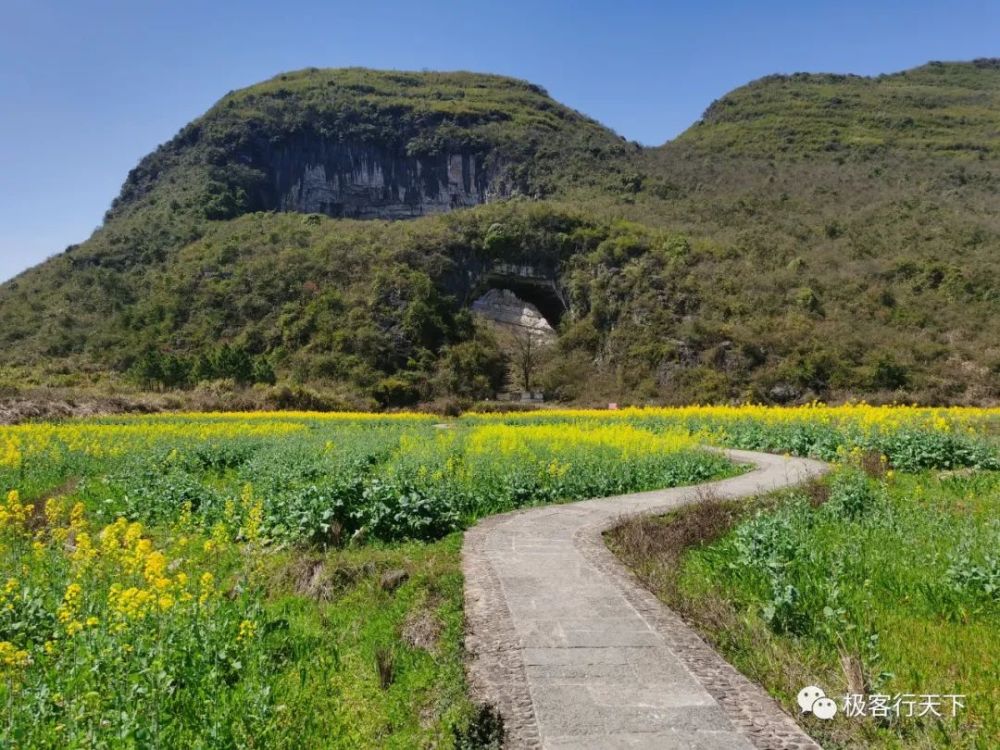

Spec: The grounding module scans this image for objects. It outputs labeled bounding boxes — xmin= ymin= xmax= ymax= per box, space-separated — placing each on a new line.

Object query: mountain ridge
xmin=1 ymin=60 xmax=997 ymax=406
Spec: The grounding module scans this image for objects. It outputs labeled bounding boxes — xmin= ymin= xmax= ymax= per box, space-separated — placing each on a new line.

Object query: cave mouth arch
xmin=473 ymin=274 xmax=566 ymax=329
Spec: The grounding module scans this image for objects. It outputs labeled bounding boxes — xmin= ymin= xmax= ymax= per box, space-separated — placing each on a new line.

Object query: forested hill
xmin=1 ymin=61 xmax=997 ymax=406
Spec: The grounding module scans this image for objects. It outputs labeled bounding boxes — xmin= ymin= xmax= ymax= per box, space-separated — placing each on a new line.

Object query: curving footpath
xmin=463 ymin=449 xmax=829 ymax=749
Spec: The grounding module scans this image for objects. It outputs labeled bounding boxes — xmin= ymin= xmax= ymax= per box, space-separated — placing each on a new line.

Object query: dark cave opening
xmin=476 ymin=275 xmax=566 ymax=328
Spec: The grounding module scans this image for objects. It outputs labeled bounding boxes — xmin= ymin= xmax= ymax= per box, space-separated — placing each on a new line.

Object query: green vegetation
xmin=110 ymin=68 xmax=630 ymax=220
xmin=1 ymin=61 xmax=999 ymax=406
xmin=611 ymin=469 xmax=999 ymax=749
xmin=130 ymin=344 xmax=276 ymax=388
xmin=259 ymin=537 xmax=471 ymax=748
xmin=2 ymin=406 xmax=997 ymax=746
xmin=0 ymin=413 xmax=731 ymax=747
xmin=468 ymin=404 xmax=1000 ymax=471
xmin=204 ymin=67 xmax=624 ymax=163
xmin=608 ymin=417 xmax=1000 ymax=749
xmin=681 ymin=59 xmax=1000 ymax=157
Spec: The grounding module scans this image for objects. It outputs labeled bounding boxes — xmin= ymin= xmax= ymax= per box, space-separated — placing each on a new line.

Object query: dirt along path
xmin=463 ymin=449 xmax=829 ymax=749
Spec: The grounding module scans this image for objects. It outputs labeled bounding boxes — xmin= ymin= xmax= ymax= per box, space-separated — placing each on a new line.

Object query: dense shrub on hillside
xmin=129 ymin=345 xmax=275 ymax=389
xmin=2 ymin=62 xmax=1000 ymax=405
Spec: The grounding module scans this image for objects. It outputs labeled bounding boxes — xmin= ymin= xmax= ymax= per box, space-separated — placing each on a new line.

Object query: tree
xmin=160 ymin=354 xmax=192 ymax=388
xmin=192 ymin=353 xmax=216 ymax=382
xmin=871 ymin=356 xmax=909 ymax=390
xmin=214 ymin=345 xmax=254 ymax=385
xmin=131 ymin=350 xmax=165 ymax=389
xmin=501 ymin=327 xmax=552 ymax=394
xmin=437 ymin=330 xmax=507 ymax=399
xmin=252 ymin=357 xmax=277 ymax=385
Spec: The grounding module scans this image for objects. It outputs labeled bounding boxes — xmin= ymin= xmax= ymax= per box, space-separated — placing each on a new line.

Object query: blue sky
xmin=1 ymin=0 xmax=997 ymax=283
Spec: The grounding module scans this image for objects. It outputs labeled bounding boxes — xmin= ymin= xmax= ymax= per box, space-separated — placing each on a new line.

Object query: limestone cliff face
xmin=106 ymin=69 xmax=630 ymax=226
xmin=253 ymin=138 xmax=502 ymax=220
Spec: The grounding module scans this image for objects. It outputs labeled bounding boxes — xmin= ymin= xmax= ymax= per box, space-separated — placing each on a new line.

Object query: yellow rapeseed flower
xmin=57 ymin=583 xmax=83 ymax=631
xmin=143 ymin=551 xmax=168 ymax=585
xmin=68 ymin=502 xmax=86 ymax=531
xmin=0 ymin=490 xmax=33 ymax=533
xmin=0 ymin=641 xmax=31 ymax=675
xmin=71 ymin=532 xmax=97 ymax=569
xmin=237 ymin=619 xmax=257 ymax=643
xmin=0 ymin=437 xmax=22 ymax=470
xmin=199 ymin=572 xmax=215 ymax=605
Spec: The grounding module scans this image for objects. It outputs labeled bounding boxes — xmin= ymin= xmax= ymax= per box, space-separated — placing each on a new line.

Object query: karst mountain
xmin=2 ymin=61 xmax=998 ymax=405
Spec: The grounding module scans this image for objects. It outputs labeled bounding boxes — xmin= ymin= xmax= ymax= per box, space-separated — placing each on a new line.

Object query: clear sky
xmin=1 ymin=0 xmax=997 ymax=283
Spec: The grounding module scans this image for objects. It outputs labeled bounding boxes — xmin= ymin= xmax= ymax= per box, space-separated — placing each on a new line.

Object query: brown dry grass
xmin=272 ymin=555 xmax=383 ymax=602
xmin=609 ymin=491 xmax=741 ymax=606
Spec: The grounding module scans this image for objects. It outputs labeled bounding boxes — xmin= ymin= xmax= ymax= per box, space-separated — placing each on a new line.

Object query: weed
xmin=453 ymin=703 xmax=505 ymax=750
xmin=375 ymin=646 xmax=395 ymax=690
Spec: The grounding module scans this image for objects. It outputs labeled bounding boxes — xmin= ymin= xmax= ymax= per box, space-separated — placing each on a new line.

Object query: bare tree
xmin=506 ymin=326 xmax=551 ymax=393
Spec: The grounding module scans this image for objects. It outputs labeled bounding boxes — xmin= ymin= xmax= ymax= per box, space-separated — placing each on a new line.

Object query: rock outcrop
xmin=106 ymin=68 xmax=625 ymax=226
xmin=269 ymin=141 xmax=495 ymax=219
xmin=472 ymin=288 xmax=556 ymax=340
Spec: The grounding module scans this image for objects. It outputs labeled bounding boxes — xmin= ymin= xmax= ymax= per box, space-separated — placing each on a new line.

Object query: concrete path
xmin=463 ymin=449 xmax=829 ymax=749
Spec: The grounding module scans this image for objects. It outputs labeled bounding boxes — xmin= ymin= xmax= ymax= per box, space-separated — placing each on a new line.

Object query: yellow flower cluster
xmin=0 ymin=640 xmax=31 ymax=675
xmin=87 ymin=518 xmax=205 ymax=626
xmin=108 ymin=585 xmax=163 ymax=623
xmin=237 ymin=619 xmax=257 ymax=643
xmin=465 ymin=404 xmax=1000 ymax=437
xmin=0 ymin=482 xmax=221 ymax=659
xmin=0 ymin=418 xmax=316 ymax=468
xmin=45 ymin=496 xmax=68 ymax=543
xmin=199 ymin=572 xmax=215 ymax=606
xmin=240 ymin=484 xmax=264 ymax=543
xmin=465 ymin=423 xmax=697 ymax=458
xmin=148 ymin=411 xmax=434 ymax=422
xmin=0 ymin=435 xmax=22 ymax=469
xmin=0 ymin=490 xmax=33 ymax=532
xmin=3 ymin=407 xmax=989 ymax=463
xmin=56 ymin=583 xmax=85 ymax=636
xmin=0 ymin=577 xmax=20 ymax=614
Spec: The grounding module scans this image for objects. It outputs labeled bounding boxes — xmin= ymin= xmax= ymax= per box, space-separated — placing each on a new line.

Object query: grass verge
xmin=607 ymin=467 xmax=999 ymax=750
xmin=257 ymin=534 xmax=475 ymax=748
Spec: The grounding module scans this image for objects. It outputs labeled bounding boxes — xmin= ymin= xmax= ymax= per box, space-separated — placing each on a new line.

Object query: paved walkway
xmin=463 ymin=449 xmax=829 ymax=749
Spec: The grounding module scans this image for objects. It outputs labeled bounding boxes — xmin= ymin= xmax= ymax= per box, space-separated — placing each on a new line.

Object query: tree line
xmin=130 ymin=345 xmax=276 ymax=389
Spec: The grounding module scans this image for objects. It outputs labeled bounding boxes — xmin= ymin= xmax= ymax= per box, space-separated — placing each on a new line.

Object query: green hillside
xmin=1 ymin=62 xmax=998 ymax=406
xmin=677 ymin=58 xmax=1000 ymax=157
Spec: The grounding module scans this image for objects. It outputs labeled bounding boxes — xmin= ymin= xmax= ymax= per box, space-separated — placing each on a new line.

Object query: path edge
xmin=462 ymin=449 xmax=829 ymax=749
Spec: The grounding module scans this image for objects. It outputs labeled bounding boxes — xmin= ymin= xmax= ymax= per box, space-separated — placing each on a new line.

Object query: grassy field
xmin=1 ymin=405 xmax=997 ymax=747
xmin=0 ymin=411 xmax=730 ymax=748
xmin=607 ymin=407 xmax=999 ymax=749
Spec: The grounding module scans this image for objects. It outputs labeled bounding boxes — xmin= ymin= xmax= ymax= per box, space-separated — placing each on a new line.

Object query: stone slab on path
xmin=463 ymin=449 xmax=829 ymax=749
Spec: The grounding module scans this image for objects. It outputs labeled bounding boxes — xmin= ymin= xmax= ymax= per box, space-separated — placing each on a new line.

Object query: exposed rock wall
xmin=255 ymin=138 xmax=499 ymax=219
xmin=472 ymin=288 xmax=556 ymax=340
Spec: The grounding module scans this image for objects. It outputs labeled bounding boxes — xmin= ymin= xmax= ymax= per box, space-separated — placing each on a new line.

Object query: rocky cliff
xmin=271 ymin=142 xmax=495 ymax=219
xmin=105 ymin=68 xmax=627 ymax=225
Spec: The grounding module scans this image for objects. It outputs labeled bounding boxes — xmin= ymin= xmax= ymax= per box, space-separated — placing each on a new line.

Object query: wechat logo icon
xmin=797 ymin=685 xmax=838 ymax=720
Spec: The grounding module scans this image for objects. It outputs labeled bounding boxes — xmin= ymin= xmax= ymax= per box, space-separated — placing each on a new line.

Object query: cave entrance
xmin=471 ymin=288 xmax=555 ymax=342
xmin=471 ymin=273 xmax=566 ymax=331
